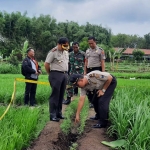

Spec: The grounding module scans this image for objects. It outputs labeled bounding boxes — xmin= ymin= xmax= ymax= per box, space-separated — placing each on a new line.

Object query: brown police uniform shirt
xmin=80 ymin=70 xmax=110 ymax=96
xmin=45 ymin=47 xmax=69 ymax=72
xmin=85 ymin=46 xmax=105 ymax=68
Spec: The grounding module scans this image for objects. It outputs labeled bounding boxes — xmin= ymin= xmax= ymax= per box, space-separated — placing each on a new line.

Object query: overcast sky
xmin=0 ymin=0 xmax=150 ymax=37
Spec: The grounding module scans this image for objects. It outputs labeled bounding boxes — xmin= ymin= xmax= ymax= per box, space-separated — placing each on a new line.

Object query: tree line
xmin=0 ymin=11 xmax=150 ymax=61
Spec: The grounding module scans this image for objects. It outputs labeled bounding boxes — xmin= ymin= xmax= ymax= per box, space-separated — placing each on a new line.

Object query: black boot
xmin=62 ymin=97 xmax=71 ymax=105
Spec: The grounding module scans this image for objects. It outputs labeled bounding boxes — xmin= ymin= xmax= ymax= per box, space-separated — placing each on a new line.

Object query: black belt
xmin=87 ymin=67 xmax=101 ymax=70
xmin=50 ymin=70 xmax=68 ymax=74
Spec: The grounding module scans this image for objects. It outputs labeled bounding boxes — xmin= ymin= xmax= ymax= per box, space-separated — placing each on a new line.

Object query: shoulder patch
xmin=52 ymin=47 xmax=57 ymax=52
xmin=101 ymin=75 xmax=104 ymax=78
xmin=99 ymin=47 xmax=103 ymax=50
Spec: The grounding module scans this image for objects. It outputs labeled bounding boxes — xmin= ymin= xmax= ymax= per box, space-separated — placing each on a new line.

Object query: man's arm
xmin=84 ymin=59 xmax=88 ymax=75
xmin=75 ymin=95 xmax=86 ymax=123
xmin=101 ymin=59 xmax=105 ymax=72
xmin=44 ymin=62 xmax=50 ymax=75
xmin=97 ymin=75 xmax=112 ymax=97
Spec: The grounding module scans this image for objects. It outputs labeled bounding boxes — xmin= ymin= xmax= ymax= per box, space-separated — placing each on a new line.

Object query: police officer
xmin=44 ymin=37 xmax=69 ymax=122
xmin=22 ymin=48 xmax=42 ymax=106
xmin=69 ymin=70 xmax=117 ymax=128
xmin=84 ymin=36 xmax=105 ymax=74
xmin=84 ymin=36 xmax=106 ymax=112
xmin=63 ymin=42 xmax=85 ymax=105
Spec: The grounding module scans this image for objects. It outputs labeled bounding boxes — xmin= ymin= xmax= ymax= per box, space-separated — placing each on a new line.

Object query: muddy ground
xmin=27 ymin=105 xmax=112 ymax=150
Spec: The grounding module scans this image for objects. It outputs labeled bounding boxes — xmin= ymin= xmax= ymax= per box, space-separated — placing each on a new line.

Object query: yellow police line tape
xmin=0 ymin=78 xmax=49 ymax=121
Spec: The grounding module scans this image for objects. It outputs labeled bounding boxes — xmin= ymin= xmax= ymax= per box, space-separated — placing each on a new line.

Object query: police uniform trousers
xmin=24 ymin=78 xmax=37 ymax=106
xmin=49 ymin=71 xmax=68 ymax=118
xmin=93 ymin=76 xmax=117 ymax=125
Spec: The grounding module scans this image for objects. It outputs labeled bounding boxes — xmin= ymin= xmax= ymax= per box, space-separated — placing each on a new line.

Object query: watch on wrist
xmin=102 ymin=89 xmax=106 ymax=93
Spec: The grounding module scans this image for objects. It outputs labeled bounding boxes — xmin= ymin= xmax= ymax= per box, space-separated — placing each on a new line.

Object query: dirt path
xmin=77 ymin=108 xmax=112 ymax=150
xmin=27 ymin=106 xmax=112 ymax=150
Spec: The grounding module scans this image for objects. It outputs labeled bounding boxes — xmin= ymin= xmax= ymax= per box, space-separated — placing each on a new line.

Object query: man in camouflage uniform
xmin=63 ymin=42 xmax=85 ymax=105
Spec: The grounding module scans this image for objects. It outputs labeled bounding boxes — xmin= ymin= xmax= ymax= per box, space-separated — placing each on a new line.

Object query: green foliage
xmin=111 ymin=72 xmax=150 ymax=79
xmin=61 ymin=97 xmax=89 ymax=135
xmin=21 ymin=40 xmax=28 ymax=60
xmin=7 ymin=50 xmax=20 ymax=66
xmin=60 ymin=99 xmax=77 ymax=135
xmin=108 ymin=80 xmax=150 ymax=149
xmin=79 ymin=37 xmax=89 ymax=51
xmin=0 ymin=11 xmax=112 ymax=60
xmin=132 ymin=49 xmax=144 ymax=61
xmin=0 ymin=63 xmax=20 ymax=74
xmin=70 ymin=143 xmax=78 ymax=150
xmin=111 ymin=33 xmax=146 ymax=49
xmin=0 ymin=105 xmax=49 ymax=150
xmin=144 ymin=33 xmax=150 ymax=49
xmin=0 ymin=74 xmax=50 ymax=104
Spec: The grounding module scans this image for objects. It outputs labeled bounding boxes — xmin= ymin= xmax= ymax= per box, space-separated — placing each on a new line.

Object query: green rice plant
xmin=111 ymin=72 xmax=150 ymax=79
xmin=0 ymin=104 xmax=49 ymax=150
xmin=70 ymin=142 xmax=78 ymax=150
xmin=0 ymin=106 xmax=39 ymax=150
xmin=116 ymin=79 xmax=150 ymax=89
xmin=77 ymin=99 xmax=89 ymax=134
xmin=61 ymin=98 xmax=89 ymax=135
xmin=0 ymin=74 xmax=50 ymax=104
xmin=61 ymin=99 xmax=78 ymax=135
xmin=0 ymin=63 xmax=20 ymax=74
xmin=125 ymin=101 xmax=150 ymax=149
xmin=108 ymin=86 xmax=150 ymax=149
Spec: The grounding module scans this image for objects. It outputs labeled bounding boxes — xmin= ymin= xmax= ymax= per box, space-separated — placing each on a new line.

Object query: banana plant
xmin=21 ymin=40 xmax=28 ymax=60
xmin=115 ymin=48 xmax=126 ymax=70
xmin=108 ymin=49 xmax=116 ymax=71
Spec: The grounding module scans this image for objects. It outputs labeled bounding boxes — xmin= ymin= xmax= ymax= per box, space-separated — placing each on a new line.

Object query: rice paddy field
xmin=0 ymin=73 xmax=150 ymax=149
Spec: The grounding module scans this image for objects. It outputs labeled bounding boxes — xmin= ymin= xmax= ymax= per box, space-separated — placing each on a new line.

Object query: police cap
xmin=69 ymin=74 xmax=83 ymax=85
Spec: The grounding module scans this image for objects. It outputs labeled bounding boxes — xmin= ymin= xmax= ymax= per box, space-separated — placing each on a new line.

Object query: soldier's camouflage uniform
xmin=67 ymin=50 xmax=85 ymax=98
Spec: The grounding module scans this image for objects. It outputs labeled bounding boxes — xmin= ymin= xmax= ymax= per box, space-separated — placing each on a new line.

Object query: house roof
xmin=114 ymin=48 xmax=150 ymax=55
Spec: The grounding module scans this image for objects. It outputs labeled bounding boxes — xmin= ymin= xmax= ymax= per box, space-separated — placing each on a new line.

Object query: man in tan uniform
xmin=69 ymin=70 xmax=117 ymax=128
xmin=84 ymin=36 xmax=105 ymax=74
xmin=44 ymin=37 xmax=69 ymax=122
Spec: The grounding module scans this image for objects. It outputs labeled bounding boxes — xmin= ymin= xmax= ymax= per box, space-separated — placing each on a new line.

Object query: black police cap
xmin=69 ymin=74 xmax=83 ymax=85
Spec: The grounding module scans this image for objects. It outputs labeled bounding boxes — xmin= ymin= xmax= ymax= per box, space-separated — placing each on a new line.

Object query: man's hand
xmin=44 ymin=62 xmax=50 ymax=75
xmin=35 ymin=71 xmax=39 ymax=75
xmin=74 ymin=96 xmax=86 ymax=123
xmin=97 ymin=90 xmax=104 ymax=97
xmin=38 ymin=70 xmax=42 ymax=74
xmin=75 ymin=114 xmax=80 ymax=123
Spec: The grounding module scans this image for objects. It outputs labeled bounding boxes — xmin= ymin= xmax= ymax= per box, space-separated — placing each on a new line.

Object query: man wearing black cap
xmin=22 ymin=48 xmax=42 ymax=106
xmin=69 ymin=70 xmax=117 ymax=128
xmin=44 ymin=37 xmax=69 ymax=122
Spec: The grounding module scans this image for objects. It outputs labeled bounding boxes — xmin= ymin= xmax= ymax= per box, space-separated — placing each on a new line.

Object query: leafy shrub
xmin=0 ymin=63 xmax=20 ymax=74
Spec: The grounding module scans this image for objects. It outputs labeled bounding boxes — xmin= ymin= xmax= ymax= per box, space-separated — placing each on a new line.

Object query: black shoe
xmin=92 ymin=124 xmax=106 ymax=128
xmin=62 ymin=99 xmax=71 ymax=105
xmin=50 ymin=117 xmax=60 ymax=122
xmin=90 ymin=116 xmax=99 ymax=120
xmin=89 ymin=103 xmax=94 ymax=108
xmin=58 ymin=115 xmax=65 ymax=119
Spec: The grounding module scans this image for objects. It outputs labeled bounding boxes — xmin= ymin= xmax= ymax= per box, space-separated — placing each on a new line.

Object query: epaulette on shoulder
xmin=51 ymin=47 xmax=57 ymax=52
xmin=98 ymin=47 xmax=103 ymax=50
xmin=89 ymin=73 xmax=99 ymax=78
